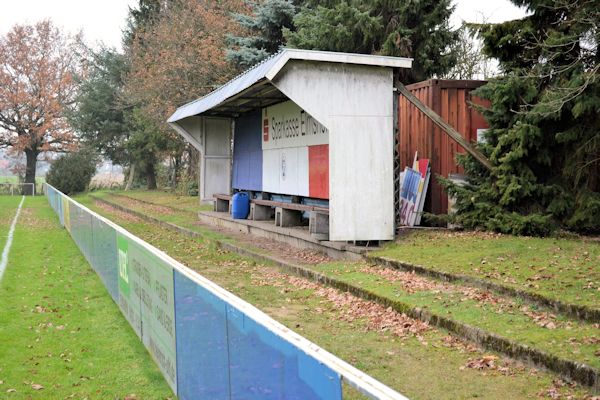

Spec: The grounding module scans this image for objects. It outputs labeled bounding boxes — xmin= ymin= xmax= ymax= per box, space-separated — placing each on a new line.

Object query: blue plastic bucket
xmin=231 ymin=192 xmax=250 ymax=219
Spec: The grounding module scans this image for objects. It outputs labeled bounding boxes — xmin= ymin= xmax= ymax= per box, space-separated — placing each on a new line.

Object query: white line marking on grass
xmin=0 ymin=195 xmax=25 ymax=281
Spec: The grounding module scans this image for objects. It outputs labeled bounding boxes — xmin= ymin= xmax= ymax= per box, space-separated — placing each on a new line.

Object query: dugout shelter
xmin=168 ymin=49 xmax=412 ymax=243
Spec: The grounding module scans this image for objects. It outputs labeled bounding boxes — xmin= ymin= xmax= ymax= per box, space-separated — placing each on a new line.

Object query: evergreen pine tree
xmin=284 ymin=0 xmax=458 ymax=83
xmin=444 ymin=0 xmax=600 ymax=235
xmin=226 ymin=0 xmax=299 ymax=69
xmin=70 ymin=49 xmax=130 ymax=167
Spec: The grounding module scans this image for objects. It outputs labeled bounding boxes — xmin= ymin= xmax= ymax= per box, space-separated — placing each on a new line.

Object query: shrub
xmin=46 ymin=151 xmax=97 ymax=195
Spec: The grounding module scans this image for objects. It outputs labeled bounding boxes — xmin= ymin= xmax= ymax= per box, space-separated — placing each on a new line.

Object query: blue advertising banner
xmin=174 ymin=270 xmax=341 ymax=400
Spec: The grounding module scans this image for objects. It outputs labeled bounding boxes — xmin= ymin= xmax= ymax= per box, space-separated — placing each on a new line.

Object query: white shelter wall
xmin=205 ymin=118 xmax=232 ymax=156
xmin=262 ymin=147 xmax=309 ymax=196
xmin=272 ymin=61 xmax=394 ymax=241
xmin=202 ymin=117 xmax=232 ymax=201
xmin=174 ymin=117 xmax=203 ymax=151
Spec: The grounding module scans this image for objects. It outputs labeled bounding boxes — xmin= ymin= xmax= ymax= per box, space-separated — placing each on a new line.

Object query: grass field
xmin=75 ymin=192 xmax=596 ymax=399
xmin=0 ymin=175 xmax=46 ymax=185
xmin=87 ymin=191 xmax=600 ymax=375
xmin=0 ymin=197 xmax=21 ymax=245
xmin=0 ymin=196 xmax=174 ymax=399
xmin=113 ymin=189 xmax=211 ymax=213
xmin=374 ymin=231 xmax=600 ymax=308
xmin=0 ymin=176 xmax=46 ymax=195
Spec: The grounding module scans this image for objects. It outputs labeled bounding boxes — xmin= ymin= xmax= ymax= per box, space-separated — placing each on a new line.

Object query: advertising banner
xmin=174 ymin=270 xmax=341 ymax=400
xmin=262 ymin=101 xmax=328 ymax=151
xmin=91 ymin=217 xmax=119 ymax=302
xmin=44 ymin=184 xmax=406 ymax=400
xmin=118 ymin=233 xmax=177 ymax=393
xmin=260 ymin=101 xmax=330 ymax=198
xmin=399 ymin=158 xmax=431 ymax=226
xmin=62 ymin=197 xmax=71 ymax=232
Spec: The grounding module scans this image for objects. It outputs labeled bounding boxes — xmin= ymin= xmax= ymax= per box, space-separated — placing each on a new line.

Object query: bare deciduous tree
xmin=444 ymin=26 xmax=496 ymax=80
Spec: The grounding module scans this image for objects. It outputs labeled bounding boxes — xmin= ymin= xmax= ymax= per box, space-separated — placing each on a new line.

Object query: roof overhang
xmin=167 ymin=48 xmax=412 ymax=123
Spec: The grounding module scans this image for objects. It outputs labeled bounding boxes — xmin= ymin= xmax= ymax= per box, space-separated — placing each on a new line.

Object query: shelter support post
xmin=275 ymin=207 xmax=302 ymax=227
xmin=170 ymin=116 xmax=233 ymax=204
xmin=309 ymin=211 xmax=329 ymax=240
xmin=250 ymin=203 xmax=274 ymax=221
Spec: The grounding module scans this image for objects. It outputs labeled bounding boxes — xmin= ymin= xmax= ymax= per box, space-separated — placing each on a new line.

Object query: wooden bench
xmin=251 ymin=199 xmax=328 ymax=213
xmin=213 ymin=193 xmax=232 ymax=213
xmin=214 ymin=194 xmax=330 ymax=239
xmin=251 ymin=199 xmax=329 ymax=238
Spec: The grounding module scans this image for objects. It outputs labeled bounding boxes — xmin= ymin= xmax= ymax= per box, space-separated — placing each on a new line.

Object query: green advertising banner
xmin=62 ymin=197 xmax=71 ymax=233
xmin=117 ymin=233 xmax=177 ymax=393
xmin=117 ymin=234 xmax=141 ymax=337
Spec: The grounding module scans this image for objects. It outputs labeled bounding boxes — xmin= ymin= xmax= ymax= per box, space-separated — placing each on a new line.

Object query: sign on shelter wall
xmin=262 ymin=101 xmax=328 ymax=150
xmin=261 ymin=101 xmax=330 ymax=199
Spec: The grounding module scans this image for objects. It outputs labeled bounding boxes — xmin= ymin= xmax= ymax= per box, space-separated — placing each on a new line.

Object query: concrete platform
xmin=198 ymin=211 xmax=371 ymax=260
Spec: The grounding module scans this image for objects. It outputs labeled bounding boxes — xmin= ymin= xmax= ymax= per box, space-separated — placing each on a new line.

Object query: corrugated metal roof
xmin=167 ymin=48 xmax=412 ymax=123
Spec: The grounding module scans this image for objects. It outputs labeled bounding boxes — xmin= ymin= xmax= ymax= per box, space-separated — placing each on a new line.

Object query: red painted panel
xmin=308 ymin=144 xmax=329 ymax=199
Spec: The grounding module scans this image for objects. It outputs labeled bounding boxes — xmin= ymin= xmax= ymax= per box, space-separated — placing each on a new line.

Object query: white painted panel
xmin=262 ymin=149 xmax=280 ymax=193
xmin=296 ymin=146 xmax=309 ymax=197
xmin=273 ymin=61 xmax=395 ymax=241
xmin=278 ymin=147 xmax=297 ymax=195
xmin=176 ymin=117 xmax=202 ymax=143
xmin=201 ymin=117 xmax=232 ymax=201
xmin=262 ymin=147 xmax=309 ymax=197
xmin=205 ymin=117 xmax=231 ymax=156
xmin=272 ymin=62 xmax=393 ymax=128
xmin=204 ymin=158 xmax=231 ymax=199
xmin=329 ymin=116 xmax=394 ymax=240
xmin=278 ymin=147 xmax=309 ymax=197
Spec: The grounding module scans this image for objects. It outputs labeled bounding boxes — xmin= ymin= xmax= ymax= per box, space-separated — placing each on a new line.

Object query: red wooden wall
xmin=398 ymin=79 xmax=490 ymax=214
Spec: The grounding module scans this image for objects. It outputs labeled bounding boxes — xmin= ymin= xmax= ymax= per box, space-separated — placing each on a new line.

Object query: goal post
xmin=0 ymin=182 xmax=36 ymax=196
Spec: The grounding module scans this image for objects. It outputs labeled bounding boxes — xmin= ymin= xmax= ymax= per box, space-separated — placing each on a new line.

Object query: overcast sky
xmin=1 ymin=0 xmax=527 ymax=50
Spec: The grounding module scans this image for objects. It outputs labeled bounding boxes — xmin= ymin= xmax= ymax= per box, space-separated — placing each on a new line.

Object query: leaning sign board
xmin=262 ymin=100 xmax=328 ymax=150
xmin=399 ymin=159 xmax=431 ymax=226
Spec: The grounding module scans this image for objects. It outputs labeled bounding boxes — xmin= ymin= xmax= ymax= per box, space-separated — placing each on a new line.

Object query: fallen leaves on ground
xmin=521 ymin=307 xmax=561 ymax=329
xmin=463 ymin=355 xmax=499 ymax=370
xmin=360 ymin=265 xmax=573 ymax=329
xmin=461 ymin=355 xmax=519 ymax=376
xmin=113 ymin=196 xmax=174 ymax=216
xmin=314 ymin=286 xmax=430 ymax=339
xmin=252 ymin=268 xmax=430 ymax=339
xmin=441 ymin=335 xmax=479 ymax=353
xmin=361 ymin=265 xmax=510 ymax=307
xmin=360 ymin=266 xmax=447 ymax=294
xmin=94 ymin=201 xmax=141 ymax=223
xmin=536 ymin=378 xmax=589 ymax=399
